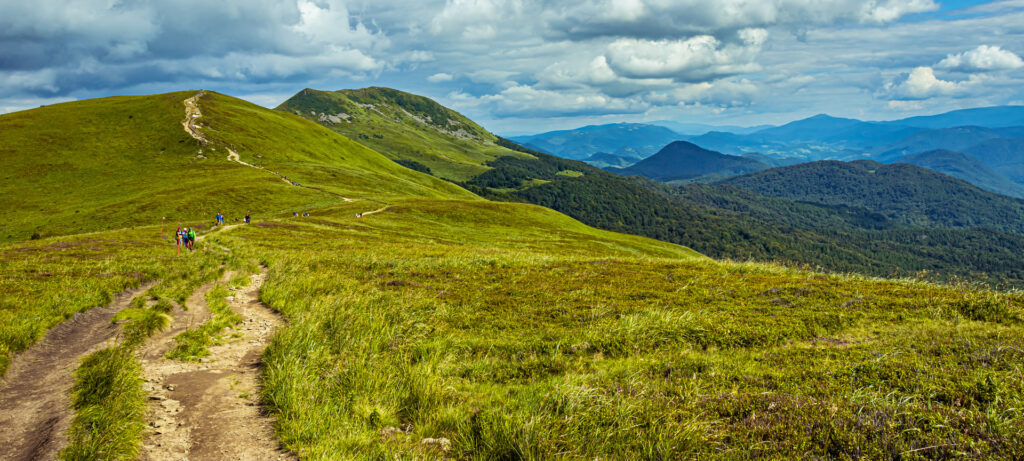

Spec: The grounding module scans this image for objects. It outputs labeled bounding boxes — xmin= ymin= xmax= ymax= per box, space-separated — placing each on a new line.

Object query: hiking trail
xmin=182 ymin=92 xmax=357 ymax=204
xmin=0 ymin=282 xmax=156 ymax=461
xmin=140 ymin=267 xmax=292 ymax=460
xmin=358 ymin=205 xmax=390 ymax=217
xmin=181 ymin=92 xmax=297 ymax=187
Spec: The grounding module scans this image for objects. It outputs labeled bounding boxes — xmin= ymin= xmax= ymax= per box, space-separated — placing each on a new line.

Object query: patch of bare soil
xmin=0 ymin=283 xmax=155 ymax=461
xmin=140 ymin=268 xmax=292 ymax=460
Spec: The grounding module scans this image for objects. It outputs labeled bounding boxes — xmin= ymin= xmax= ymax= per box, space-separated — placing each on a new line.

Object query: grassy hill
xmin=7 ymin=195 xmax=1021 ymax=458
xmin=277 ymin=87 xmax=527 ymax=181
xmin=720 ymin=160 xmax=1024 ymax=233
xmin=0 ymin=91 xmax=470 ymax=243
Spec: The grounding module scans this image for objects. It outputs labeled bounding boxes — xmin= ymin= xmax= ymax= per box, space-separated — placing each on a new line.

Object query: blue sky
xmin=1 ymin=0 xmax=1022 ymax=135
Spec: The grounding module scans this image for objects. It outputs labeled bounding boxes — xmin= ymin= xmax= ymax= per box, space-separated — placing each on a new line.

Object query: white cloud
xmin=937 ymin=45 xmax=1024 ymax=72
xmin=294 ymin=0 xmax=381 ymax=48
xmin=604 ymin=30 xmax=765 ymax=82
xmin=885 ymin=66 xmax=977 ymax=100
xmin=887 ymin=100 xmax=923 ymax=110
xmin=427 ymin=72 xmax=454 ymax=82
xmin=647 ymin=79 xmax=759 ymax=107
xmin=465 ymin=85 xmax=649 ymax=117
xmin=859 ymin=0 xmax=937 ymax=24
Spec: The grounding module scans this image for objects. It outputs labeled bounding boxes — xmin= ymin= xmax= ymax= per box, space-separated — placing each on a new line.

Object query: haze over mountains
xmin=511 ymin=105 xmax=1024 ymax=199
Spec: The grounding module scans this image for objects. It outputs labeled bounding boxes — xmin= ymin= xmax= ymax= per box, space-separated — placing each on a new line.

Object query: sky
xmin=1 ymin=0 xmax=1023 ymax=135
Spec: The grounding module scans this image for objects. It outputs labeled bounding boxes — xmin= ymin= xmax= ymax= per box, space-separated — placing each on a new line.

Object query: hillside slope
xmin=965 ymin=138 xmax=1024 ymax=184
xmin=0 ymin=91 xmax=472 ymax=242
xmin=277 ymin=87 xmax=526 ymax=181
xmin=719 ymin=160 xmax=1024 ymax=232
xmin=897 ymin=150 xmax=1024 ymax=198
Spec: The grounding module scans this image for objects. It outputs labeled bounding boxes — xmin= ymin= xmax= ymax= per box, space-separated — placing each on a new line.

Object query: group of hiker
xmin=175 ymin=226 xmax=196 ymax=252
xmin=214 ymin=211 xmax=252 ymax=226
xmin=171 ymin=211 xmax=252 ymax=254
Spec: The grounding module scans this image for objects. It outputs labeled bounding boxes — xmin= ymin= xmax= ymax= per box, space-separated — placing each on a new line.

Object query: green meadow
xmin=221 ymin=200 xmax=1020 ymax=459
xmin=2 ymin=90 xmax=1022 ymax=459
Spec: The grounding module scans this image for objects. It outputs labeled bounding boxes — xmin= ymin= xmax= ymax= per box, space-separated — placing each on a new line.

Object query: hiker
xmin=176 ymin=226 xmax=185 ymax=247
xmin=293 ymin=211 xmax=298 ymax=217
xmin=245 ymin=213 xmax=251 ymax=224
xmin=186 ymin=227 xmax=196 ymax=251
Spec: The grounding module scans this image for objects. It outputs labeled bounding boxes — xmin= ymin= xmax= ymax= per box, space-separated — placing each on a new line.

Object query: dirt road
xmin=140 ymin=268 xmax=292 ymax=460
xmin=0 ymin=283 xmax=155 ymax=461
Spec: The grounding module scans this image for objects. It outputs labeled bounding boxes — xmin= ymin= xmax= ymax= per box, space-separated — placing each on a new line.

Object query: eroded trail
xmin=0 ymin=283 xmax=155 ymax=461
xmin=140 ymin=268 xmax=292 ymax=460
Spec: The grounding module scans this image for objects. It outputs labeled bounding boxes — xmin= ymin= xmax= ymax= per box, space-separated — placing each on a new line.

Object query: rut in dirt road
xmin=141 ymin=268 xmax=293 ymax=460
xmin=0 ymin=282 xmax=155 ymax=461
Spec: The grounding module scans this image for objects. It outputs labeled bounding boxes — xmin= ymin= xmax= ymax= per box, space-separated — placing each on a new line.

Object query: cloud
xmin=937 ymin=45 xmax=1024 ymax=72
xmin=859 ymin=0 xmax=938 ymax=24
xmin=885 ymin=66 xmax=977 ymax=100
xmin=544 ymin=0 xmax=937 ymax=40
xmin=427 ymin=72 xmax=454 ymax=82
xmin=604 ymin=29 xmax=766 ymax=82
xmin=0 ymin=0 xmax=386 ymax=96
xmin=652 ymin=79 xmax=760 ymax=107
xmin=457 ymin=85 xmax=649 ymax=117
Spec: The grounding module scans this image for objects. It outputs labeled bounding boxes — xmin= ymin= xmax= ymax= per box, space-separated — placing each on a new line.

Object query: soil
xmin=139 ymin=268 xmax=293 ymax=460
xmin=0 ymin=283 xmax=155 ymax=461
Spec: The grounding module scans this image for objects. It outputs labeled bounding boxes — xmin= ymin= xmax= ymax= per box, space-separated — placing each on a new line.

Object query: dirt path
xmin=140 ymin=268 xmax=293 ymax=460
xmin=182 ymin=92 xmax=206 ymax=144
xmin=358 ymin=205 xmax=390 ymax=217
xmin=0 ymin=282 xmax=156 ymax=461
xmin=138 ymin=279 xmax=218 ymax=362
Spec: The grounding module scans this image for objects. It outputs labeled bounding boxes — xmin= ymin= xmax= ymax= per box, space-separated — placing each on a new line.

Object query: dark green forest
xmin=465 ymin=142 xmax=1024 ymax=286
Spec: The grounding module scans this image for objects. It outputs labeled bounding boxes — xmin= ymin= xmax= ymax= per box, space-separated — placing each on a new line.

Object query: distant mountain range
xmin=608 ymin=141 xmax=767 ymax=182
xmin=510 ymin=123 xmax=683 ymax=160
xmin=514 ymin=105 xmax=1024 ymax=197
xmin=516 ymin=106 xmax=1024 ymax=160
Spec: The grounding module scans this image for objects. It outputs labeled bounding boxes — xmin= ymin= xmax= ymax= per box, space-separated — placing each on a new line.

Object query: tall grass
xmin=215 ymin=202 xmax=1024 ymax=459
xmin=60 ymin=347 xmax=145 ymax=461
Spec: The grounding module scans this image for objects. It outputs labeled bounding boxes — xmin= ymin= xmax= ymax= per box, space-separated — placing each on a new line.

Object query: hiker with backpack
xmin=185 ymin=227 xmax=196 ymax=251
xmin=244 ymin=213 xmax=251 ymax=224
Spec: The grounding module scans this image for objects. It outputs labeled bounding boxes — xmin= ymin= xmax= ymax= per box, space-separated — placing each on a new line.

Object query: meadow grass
xmin=60 ymin=346 xmax=145 ymax=461
xmin=211 ymin=199 xmax=1023 ymax=459
xmin=6 ymin=191 xmax=1023 ymax=458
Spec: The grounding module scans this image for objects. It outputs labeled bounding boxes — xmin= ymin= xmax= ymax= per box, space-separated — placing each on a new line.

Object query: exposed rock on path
xmin=140 ymin=268 xmax=292 ymax=460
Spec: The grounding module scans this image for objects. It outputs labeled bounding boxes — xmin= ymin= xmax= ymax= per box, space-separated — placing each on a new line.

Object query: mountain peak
xmin=612 ymin=141 xmax=767 ymax=181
